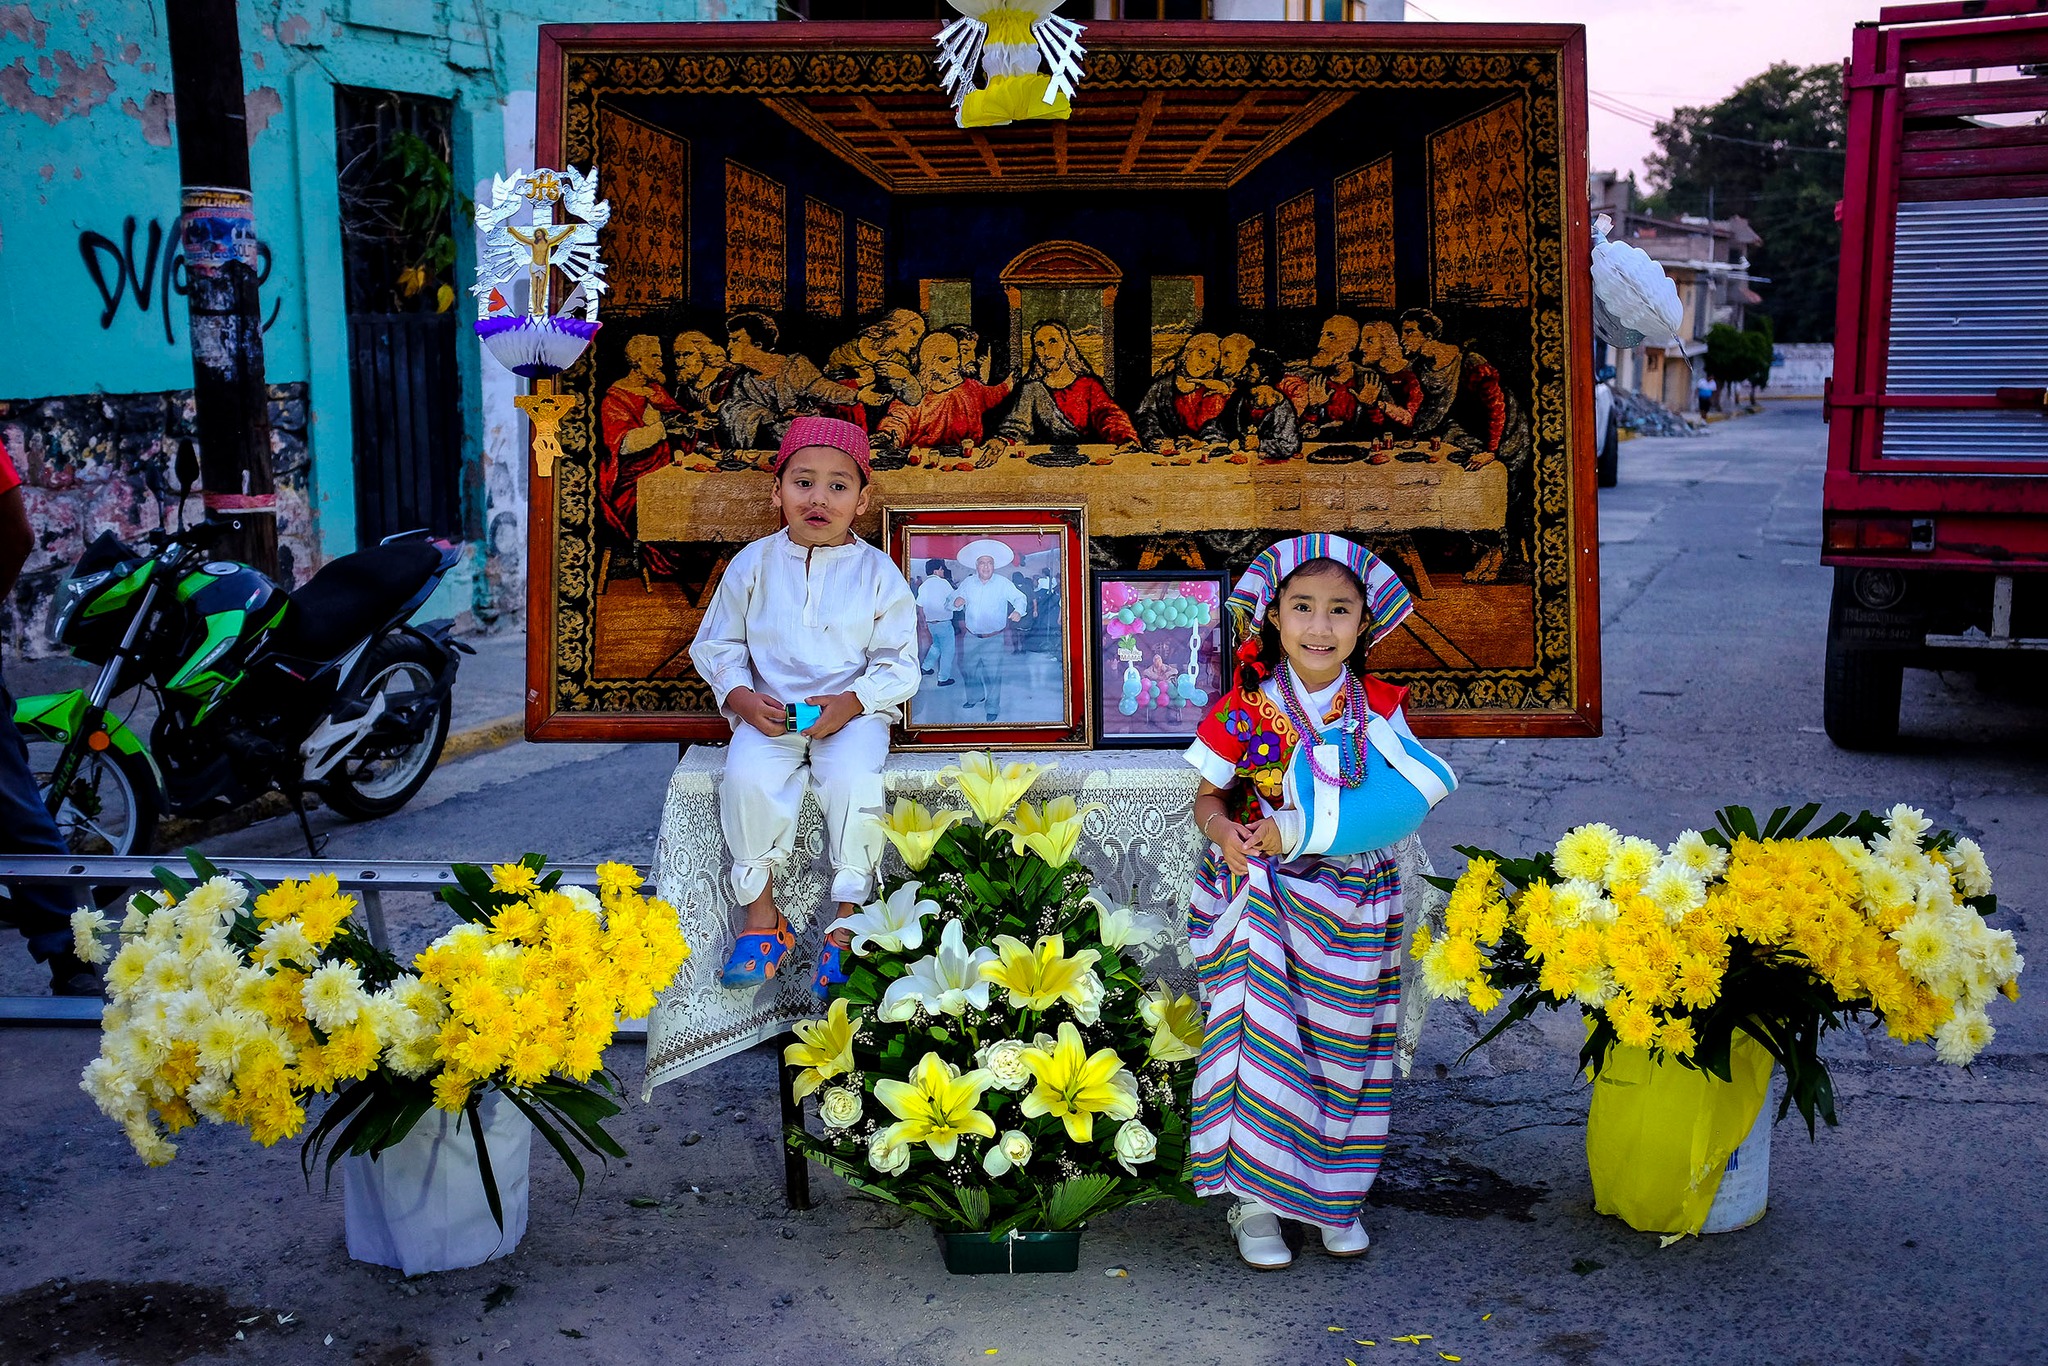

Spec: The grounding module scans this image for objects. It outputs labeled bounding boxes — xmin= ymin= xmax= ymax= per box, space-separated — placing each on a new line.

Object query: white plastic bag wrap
xmin=1590 ymin=213 xmax=1685 ymax=350
xmin=342 ymin=1089 xmax=533 ymax=1275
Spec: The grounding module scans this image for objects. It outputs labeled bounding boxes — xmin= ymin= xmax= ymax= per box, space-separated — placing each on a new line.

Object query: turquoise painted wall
xmin=0 ymin=0 xmax=767 ymax=571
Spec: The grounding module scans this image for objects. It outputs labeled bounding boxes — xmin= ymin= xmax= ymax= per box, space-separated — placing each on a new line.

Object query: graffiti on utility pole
xmin=78 ymin=215 xmax=280 ymax=345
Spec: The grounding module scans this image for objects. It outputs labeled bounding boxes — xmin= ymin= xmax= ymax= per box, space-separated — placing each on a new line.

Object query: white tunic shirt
xmin=689 ymin=530 xmax=920 ymax=724
xmin=914 ymin=574 xmax=958 ymax=625
xmin=952 ymin=573 xmax=1028 ymax=636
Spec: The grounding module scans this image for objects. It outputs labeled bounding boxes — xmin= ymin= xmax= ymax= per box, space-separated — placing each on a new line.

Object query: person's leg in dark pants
xmin=0 ymin=675 xmax=97 ymax=993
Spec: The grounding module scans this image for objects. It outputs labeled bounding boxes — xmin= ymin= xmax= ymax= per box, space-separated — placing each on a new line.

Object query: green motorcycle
xmin=16 ymin=515 xmax=470 ymax=856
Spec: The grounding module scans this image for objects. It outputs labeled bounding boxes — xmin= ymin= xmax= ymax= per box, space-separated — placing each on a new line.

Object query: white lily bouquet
xmin=784 ymin=753 xmax=1202 ymax=1236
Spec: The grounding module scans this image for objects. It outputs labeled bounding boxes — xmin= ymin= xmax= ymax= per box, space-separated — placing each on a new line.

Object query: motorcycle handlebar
xmin=145 ymin=519 xmax=238 ymax=553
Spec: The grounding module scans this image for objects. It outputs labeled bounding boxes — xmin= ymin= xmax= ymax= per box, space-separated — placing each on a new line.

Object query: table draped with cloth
xmin=641 ymin=747 xmax=1448 ymax=1098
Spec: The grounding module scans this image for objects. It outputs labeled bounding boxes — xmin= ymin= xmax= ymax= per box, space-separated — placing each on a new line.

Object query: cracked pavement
xmin=2 ymin=405 xmax=2042 ymax=1365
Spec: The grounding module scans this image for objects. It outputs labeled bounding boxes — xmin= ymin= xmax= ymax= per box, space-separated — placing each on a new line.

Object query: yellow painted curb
xmin=442 ymin=714 xmax=526 ymax=763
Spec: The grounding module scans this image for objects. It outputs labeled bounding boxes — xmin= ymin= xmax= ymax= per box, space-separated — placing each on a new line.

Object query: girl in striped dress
xmin=1184 ymin=534 xmax=1421 ymax=1269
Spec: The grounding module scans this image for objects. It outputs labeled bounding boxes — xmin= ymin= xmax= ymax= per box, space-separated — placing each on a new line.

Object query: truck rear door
xmin=1827 ymin=2 xmax=2048 ymax=563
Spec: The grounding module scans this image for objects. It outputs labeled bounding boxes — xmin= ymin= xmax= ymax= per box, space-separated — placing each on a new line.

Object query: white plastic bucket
xmin=342 ymin=1089 xmax=532 ymax=1274
xmin=1700 ymin=1077 xmax=1776 ymax=1234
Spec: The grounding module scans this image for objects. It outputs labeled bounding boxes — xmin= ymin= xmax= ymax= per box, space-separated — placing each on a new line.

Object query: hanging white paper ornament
xmin=1590 ymin=213 xmax=1685 ymax=350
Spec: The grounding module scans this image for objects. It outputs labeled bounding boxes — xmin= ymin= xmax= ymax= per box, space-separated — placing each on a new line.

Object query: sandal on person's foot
xmin=719 ymin=917 xmax=795 ymax=988
xmin=813 ymin=941 xmax=849 ymax=999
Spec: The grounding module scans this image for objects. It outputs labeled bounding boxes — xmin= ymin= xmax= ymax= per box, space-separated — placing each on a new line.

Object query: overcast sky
xmin=1403 ymin=0 xmax=1884 ymax=186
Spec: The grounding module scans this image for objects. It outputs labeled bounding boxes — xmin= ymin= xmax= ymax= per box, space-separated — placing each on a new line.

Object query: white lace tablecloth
xmin=642 ymin=747 xmax=1445 ymax=1098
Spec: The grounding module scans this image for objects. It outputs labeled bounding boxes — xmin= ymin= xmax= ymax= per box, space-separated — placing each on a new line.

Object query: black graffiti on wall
xmin=79 ymin=217 xmax=283 ymax=345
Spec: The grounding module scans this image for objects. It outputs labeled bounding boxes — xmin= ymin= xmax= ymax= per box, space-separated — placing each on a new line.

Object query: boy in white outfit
xmin=689 ymin=415 xmax=919 ymax=996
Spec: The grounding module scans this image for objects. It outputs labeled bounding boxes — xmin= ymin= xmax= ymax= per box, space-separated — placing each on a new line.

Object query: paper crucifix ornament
xmin=470 ymin=166 xmax=612 ymax=479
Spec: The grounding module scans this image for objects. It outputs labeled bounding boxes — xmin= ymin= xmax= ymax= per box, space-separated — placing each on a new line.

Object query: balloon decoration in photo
xmin=472 ymin=166 xmax=612 ymax=478
xmin=1101 ymin=580 xmax=1219 ymax=718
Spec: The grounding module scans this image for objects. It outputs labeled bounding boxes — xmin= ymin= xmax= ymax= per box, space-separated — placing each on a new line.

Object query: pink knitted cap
xmin=775 ymin=415 xmax=873 ymax=480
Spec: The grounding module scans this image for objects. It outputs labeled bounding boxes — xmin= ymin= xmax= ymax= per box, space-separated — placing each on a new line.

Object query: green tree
xmin=1643 ymin=63 xmax=1846 ymax=343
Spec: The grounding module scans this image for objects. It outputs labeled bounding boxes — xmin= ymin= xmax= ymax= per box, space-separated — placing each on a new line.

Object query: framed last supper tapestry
xmin=524 ymin=19 xmax=1602 ymax=743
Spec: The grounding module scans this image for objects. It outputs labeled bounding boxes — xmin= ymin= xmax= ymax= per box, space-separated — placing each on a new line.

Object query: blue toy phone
xmin=784 ymin=702 xmax=824 ymax=734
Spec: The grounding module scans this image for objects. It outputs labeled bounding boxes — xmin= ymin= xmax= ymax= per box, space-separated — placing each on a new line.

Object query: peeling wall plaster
xmin=0 ymin=43 xmax=114 ymax=124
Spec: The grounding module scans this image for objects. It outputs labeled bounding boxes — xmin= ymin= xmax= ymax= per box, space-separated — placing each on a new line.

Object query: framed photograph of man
xmin=1093 ymin=570 xmax=1230 ymax=749
xmin=886 ymin=505 xmax=1090 ymax=749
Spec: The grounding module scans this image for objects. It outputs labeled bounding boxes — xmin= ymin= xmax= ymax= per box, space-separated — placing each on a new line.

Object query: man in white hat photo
xmin=950 ymin=539 xmax=1029 ymax=722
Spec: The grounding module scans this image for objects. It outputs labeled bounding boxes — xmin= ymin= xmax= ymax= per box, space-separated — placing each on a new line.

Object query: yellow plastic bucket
xmin=1585 ymin=1030 xmax=1775 ymax=1237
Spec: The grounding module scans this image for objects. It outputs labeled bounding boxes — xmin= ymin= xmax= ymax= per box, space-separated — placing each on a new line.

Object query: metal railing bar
xmin=0 ymin=856 xmax=608 ymax=891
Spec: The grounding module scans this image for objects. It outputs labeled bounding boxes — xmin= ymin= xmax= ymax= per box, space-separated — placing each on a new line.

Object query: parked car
xmin=1595 ymin=364 xmax=1619 ymax=488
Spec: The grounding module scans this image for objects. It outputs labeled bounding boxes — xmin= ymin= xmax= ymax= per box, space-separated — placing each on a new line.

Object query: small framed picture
xmin=885 ymin=504 xmax=1091 ymax=749
xmin=1092 ymin=569 xmax=1230 ymax=748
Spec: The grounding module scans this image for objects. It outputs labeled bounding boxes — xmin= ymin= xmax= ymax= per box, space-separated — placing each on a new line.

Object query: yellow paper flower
xmin=995 ymin=796 xmax=1104 ymax=869
xmin=981 ymin=934 xmax=1103 ymax=1016
xmin=1018 ymin=1022 xmax=1140 ymax=1142
xmin=873 ymin=1051 xmax=997 ymax=1160
xmin=783 ymin=997 xmax=860 ymax=1100
xmin=937 ymin=751 xmax=1050 ymax=825
xmin=875 ymin=798 xmax=966 ymax=872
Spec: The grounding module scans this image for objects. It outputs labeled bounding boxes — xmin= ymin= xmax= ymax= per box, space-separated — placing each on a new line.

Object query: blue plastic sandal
xmin=719 ymin=918 xmax=795 ymax=989
xmin=813 ymin=941 xmax=848 ymax=999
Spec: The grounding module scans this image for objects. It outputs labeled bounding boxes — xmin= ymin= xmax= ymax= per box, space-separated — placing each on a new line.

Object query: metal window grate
xmin=1884 ymin=195 xmax=2048 ymax=462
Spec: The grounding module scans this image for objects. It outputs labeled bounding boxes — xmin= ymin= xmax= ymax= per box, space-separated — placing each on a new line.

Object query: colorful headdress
xmin=1225 ymin=534 xmax=1414 ymax=651
xmin=775 ymin=415 xmax=874 ymax=479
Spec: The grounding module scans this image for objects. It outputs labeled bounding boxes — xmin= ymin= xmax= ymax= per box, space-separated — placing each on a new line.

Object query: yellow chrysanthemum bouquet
xmin=1414 ymin=803 xmax=2020 ymax=1133
xmin=784 ymin=753 xmax=1201 ymax=1239
xmin=75 ymin=851 xmax=688 ymax=1227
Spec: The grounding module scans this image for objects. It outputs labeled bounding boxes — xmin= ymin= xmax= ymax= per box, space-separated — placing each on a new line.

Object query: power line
xmin=1591 ymin=90 xmax=1845 ymax=154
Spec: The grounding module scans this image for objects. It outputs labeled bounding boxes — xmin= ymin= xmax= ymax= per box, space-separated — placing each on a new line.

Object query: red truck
xmin=1822 ymin=0 xmax=2048 ymax=747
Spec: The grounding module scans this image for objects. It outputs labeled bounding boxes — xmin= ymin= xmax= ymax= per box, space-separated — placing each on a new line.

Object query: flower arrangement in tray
xmin=73 ymin=851 xmax=689 ymax=1223
xmin=1414 ymin=803 xmax=2021 ymax=1131
xmin=784 ymin=753 xmax=1202 ymax=1240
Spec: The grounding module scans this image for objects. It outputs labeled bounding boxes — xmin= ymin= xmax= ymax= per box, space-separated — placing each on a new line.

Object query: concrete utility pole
xmin=165 ymin=0 xmax=278 ymax=575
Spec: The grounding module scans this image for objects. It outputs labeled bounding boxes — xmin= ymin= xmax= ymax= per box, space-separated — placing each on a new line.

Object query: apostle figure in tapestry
xmin=874 ymin=329 xmax=1015 ymax=459
xmin=670 ymin=329 xmax=738 ymax=459
xmin=1400 ymin=307 xmax=1534 ymax=582
xmin=998 ymin=320 xmax=1140 ymax=448
xmin=1282 ymin=314 xmax=1367 ymax=442
xmin=825 ymin=307 xmax=928 ymax=425
xmin=599 ymin=333 xmax=683 ymax=578
xmin=1136 ymin=331 xmax=1233 ymax=452
xmin=1351 ymin=320 xmax=1424 ymax=440
xmin=721 ymin=312 xmax=878 ymax=452
xmin=1223 ymin=347 xmax=1301 ymax=463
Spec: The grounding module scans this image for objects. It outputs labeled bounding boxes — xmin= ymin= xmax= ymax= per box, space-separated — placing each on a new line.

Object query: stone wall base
xmin=1 ymin=384 xmax=316 ymax=659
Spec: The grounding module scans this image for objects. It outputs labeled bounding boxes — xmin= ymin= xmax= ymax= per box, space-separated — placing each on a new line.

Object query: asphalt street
xmin=2 ymin=403 xmax=2043 ymax=1366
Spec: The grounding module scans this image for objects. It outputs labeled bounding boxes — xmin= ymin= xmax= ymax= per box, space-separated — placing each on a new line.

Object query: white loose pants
xmin=719 ymin=715 xmax=891 ymax=908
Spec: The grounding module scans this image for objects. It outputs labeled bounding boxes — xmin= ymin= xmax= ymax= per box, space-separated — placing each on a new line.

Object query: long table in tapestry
xmin=641 ymin=746 xmax=1447 ymax=1098
xmin=638 ymin=441 xmax=1509 ymax=545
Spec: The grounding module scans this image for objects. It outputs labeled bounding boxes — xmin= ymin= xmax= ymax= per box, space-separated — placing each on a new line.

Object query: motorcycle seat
xmin=274 ymin=540 xmax=443 ymax=661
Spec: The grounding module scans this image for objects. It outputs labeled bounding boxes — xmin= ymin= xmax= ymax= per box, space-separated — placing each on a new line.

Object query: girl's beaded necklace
xmin=1274 ymin=663 xmax=1369 ymax=788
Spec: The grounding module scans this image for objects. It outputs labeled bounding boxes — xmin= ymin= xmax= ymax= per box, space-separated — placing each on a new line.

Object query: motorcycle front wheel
xmin=21 ymin=730 xmax=159 ymax=857
xmin=320 ymin=634 xmax=451 ymax=821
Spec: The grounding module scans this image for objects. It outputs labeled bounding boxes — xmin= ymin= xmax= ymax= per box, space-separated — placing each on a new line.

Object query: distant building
xmin=1590 ymin=171 xmax=1766 ymax=412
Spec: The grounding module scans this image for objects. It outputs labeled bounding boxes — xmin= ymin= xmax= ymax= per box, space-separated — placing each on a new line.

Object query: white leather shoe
xmin=1319 ymin=1218 xmax=1371 ymax=1258
xmin=1227 ymin=1201 xmax=1293 ymax=1270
